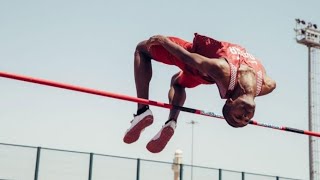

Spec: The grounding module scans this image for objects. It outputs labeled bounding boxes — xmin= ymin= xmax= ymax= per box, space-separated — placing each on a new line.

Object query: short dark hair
xmin=222 ymin=103 xmax=238 ymax=128
xmin=222 ymin=102 xmax=251 ymax=128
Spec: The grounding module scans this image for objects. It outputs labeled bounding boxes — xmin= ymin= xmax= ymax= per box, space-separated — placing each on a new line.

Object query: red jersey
xmin=192 ymin=33 xmax=264 ymax=99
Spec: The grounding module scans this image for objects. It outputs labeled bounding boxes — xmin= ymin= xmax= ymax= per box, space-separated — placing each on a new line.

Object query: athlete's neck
xmin=231 ymin=65 xmax=256 ymax=99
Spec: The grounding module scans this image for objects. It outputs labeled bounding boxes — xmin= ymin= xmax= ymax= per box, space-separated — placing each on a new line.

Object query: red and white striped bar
xmin=1 ymin=71 xmax=319 ymax=138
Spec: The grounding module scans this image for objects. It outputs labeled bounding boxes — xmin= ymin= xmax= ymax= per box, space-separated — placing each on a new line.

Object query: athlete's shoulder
xmin=192 ymin=33 xmax=224 ymax=58
xmin=193 ymin=33 xmax=222 ymax=43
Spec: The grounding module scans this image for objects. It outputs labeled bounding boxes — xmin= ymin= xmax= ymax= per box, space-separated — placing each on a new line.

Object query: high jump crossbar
xmin=1 ymin=71 xmax=319 ymax=138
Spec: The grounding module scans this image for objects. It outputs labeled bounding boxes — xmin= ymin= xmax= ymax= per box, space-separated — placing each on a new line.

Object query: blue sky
xmin=1 ymin=0 xmax=319 ymax=179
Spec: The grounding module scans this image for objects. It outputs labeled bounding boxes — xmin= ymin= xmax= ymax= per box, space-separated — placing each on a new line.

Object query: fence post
xmin=136 ymin=158 xmax=140 ymax=180
xmin=179 ymin=164 xmax=183 ymax=180
xmin=276 ymin=176 xmax=279 ymax=180
xmin=242 ymin=172 xmax=245 ymax=180
xmin=219 ymin=169 xmax=222 ymax=180
xmin=34 ymin=147 xmax=41 ymax=180
xmin=88 ymin=153 xmax=94 ymax=180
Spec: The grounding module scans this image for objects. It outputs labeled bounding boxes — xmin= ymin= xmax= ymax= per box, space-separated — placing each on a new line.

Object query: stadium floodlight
xmin=295 ymin=18 xmax=320 ymax=48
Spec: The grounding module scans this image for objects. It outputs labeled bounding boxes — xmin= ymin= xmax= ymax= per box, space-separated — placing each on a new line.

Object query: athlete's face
xmin=227 ymin=98 xmax=255 ymax=127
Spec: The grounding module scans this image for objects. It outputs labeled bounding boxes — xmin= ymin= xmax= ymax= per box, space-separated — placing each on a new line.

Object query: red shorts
xmin=149 ymin=37 xmax=214 ymax=88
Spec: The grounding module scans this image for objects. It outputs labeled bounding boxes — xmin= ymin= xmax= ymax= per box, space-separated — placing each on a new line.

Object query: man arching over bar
xmin=123 ymin=33 xmax=276 ymax=153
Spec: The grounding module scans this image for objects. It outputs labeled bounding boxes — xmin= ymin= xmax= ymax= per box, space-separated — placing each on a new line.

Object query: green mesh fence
xmin=0 ymin=143 xmax=302 ymax=180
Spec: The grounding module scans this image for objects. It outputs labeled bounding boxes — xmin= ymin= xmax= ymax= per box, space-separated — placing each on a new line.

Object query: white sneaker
xmin=146 ymin=120 xmax=176 ymax=153
xmin=123 ymin=109 xmax=154 ymax=144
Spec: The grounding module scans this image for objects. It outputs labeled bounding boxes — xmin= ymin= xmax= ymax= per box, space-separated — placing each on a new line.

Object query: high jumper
xmin=124 ymin=33 xmax=276 ymax=153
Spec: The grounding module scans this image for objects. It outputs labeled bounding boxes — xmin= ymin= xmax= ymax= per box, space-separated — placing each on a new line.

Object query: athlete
xmin=123 ymin=33 xmax=276 ymax=153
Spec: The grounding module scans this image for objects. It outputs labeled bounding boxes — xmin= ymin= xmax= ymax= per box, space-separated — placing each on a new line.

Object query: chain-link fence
xmin=0 ymin=143 xmax=302 ymax=180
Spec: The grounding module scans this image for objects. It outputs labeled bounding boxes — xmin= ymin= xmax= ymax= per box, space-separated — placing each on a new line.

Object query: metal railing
xmin=0 ymin=143 xmax=302 ymax=180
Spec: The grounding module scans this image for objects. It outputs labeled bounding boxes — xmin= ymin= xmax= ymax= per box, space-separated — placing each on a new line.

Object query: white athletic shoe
xmin=146 ymin=120 xmax=176 ymax=153
xmin=123 ymin=109 xmax=154 ymax=144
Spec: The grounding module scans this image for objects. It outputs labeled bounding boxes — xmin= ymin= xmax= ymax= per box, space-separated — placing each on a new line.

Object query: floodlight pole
xmin=294 ymin=18 xmax=320 ymax=180
xmin=307 ymin=46 xmax=314 ymax=180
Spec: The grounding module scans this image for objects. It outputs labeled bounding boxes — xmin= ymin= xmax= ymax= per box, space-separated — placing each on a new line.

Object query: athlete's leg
xmin=134 ymin=37 xmax=192 ymax=111
xmin=134 ymin=40 xmax=153 ymax=110
xmin=146 ymin=72 xmax=186 ymax=153
xmin=125 ymin=37 xmax=192 ymax=145
xmin=123 ymin=41 xmax=153 ymax=144
xmin=167 ymin=72 xmax=186 ymax=122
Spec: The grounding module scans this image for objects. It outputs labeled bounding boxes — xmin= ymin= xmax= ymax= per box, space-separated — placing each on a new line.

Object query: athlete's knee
xmin=135 ymin=40 xmax=149 ymax=55
xmin=170 ymin=73 xmax=184 ymax=88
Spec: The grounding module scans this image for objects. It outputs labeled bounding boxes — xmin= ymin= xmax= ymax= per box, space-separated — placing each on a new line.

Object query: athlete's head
xmin=222 ymin=96 xmax=255 ymax=128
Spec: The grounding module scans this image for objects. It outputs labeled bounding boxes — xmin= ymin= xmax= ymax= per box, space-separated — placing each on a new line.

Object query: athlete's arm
xmin=147 ymin=35 xmax=224 ymax=78
xmin=259 ymin=75 xmax=276 ymax=96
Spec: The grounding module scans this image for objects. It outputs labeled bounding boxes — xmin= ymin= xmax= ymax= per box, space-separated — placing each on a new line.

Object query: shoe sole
xmin=146 ymin=126 xmax=174 ymax=153
xmin=123 ymin=115 xmax=153 ymax=144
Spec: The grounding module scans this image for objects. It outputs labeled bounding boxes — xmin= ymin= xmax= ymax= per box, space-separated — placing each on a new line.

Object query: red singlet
xmin=149 ymin=33 xmax=265 ymax=99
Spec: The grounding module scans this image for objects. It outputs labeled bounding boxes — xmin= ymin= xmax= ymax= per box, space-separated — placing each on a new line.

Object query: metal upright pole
xmin=34 ymin=147 xmax=41 ymax=180
xmin=136 ymin=158 xmax=140 ymax=180
xmin=308 ymin=46 xmax=314 ymax=180
xmin=179 ymin=164 xmax=183 ymax=180
xmin=187 ymin=120 xmax=198 ymax=180
xmin=88 ymin=153 xmax=94 ymax=180
xmin=191 ymin=121 xmax=194 ymax=180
